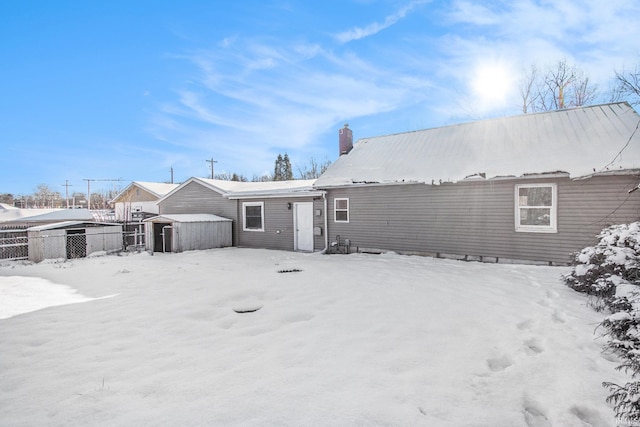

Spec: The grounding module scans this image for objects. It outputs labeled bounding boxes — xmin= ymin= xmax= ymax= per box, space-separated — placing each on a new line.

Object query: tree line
xmin=212 ymin=154 xmax=331 ymax=183
xmin=1 ymin=184 xmax=118 ymax=210
xmin=1 ymin=155 xmax=332 ymax=208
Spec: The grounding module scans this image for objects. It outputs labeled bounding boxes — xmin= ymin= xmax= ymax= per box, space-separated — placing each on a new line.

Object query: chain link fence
xmin=0 ymin=229 xmax=28 ymax=260
xmin=1 ymin=227 xmax=126 ymax=262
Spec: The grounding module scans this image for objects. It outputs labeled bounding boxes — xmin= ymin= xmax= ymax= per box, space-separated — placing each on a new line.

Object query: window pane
xmin=336 ymin=199 xmax=348 ymax=209
xmin=519 ymin=208 xmax=551 ymax=226
xmin=336 ymin=211 xmax=348 ymax=221
xmin=518 ymin=187 xmax=552 ymax=207
xmin=246 ymin=216 xmax=262 ymax=229
xmin=245 ymin=205 xmax=262 ymax=229
xmin=246 ymin=206 xmax=261 ymax=217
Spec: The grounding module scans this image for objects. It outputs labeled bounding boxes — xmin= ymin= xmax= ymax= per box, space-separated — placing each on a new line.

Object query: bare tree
xmin=519 ymin=65 xmax=540 ymax=113
xmin=518 ymin=60 xmax=599 ymax=112
xmin=214 ymin=172 xmax=248 ymax=181
xmin=251 ymin=173 xmax=274 ymax=182
xmin=33 ymin=184 xmax=55 ymax=208
xmin=297 ymin=157 xmax=332 ymax=179
xmin=612 ymin=63 xmax=640 ymax=106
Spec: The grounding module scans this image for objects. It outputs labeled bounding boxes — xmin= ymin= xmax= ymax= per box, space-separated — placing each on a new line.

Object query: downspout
xmin=323 ymin=191 xmax=328 ymax=252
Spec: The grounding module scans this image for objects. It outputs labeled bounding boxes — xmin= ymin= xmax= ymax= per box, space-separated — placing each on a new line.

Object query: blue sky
xmin=2 ymin=0 xmax=639 ymax=197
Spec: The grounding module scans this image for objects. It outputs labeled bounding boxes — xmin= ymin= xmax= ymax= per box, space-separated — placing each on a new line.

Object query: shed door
xmin=153 ymin=222 xmax=172 ymax=252
xmin=294 ymin=202 xmax=314 ymax=252
xmin=66 ymin=229 xmax=87 ymax=259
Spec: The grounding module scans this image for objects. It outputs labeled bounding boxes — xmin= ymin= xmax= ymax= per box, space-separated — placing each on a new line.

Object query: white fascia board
xmin=226 ymin=191 xmax=325 ymax=200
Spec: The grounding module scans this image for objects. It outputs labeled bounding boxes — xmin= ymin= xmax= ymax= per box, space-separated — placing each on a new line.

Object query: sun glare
xmin=471 ymin=62 xmax=512 ymax=108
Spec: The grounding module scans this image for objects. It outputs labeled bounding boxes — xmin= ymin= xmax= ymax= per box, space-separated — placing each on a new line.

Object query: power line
xmin=83 ymin=178 xmax=125 ymax=209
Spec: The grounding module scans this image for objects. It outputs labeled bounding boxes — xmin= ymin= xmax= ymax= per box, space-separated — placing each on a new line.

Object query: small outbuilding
xmin=144 ymin=214 xmax=232 ymax=253
xmin=27 ymin=221 xmax=123 ymax=263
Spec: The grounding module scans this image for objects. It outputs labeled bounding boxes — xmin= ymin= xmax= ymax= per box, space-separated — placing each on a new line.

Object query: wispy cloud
xmin=152 ymin=36 xmax=433 ymax=177
xmin=149 ymin=0 xmax=640 ymax=179
xmin=334 ymin=0 xmax=429 ymax=43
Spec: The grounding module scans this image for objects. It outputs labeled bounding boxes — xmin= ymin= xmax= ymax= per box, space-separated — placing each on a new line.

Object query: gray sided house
xmin=314 ymin=103 xmax=640 ymax=265
xmin=153 ymin=178 xmax=325 ymax=253
xmin=27 ymin=221 xmax=123 ymax=263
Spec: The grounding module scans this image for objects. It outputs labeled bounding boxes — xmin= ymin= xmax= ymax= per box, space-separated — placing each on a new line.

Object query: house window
xmin=243 ymin=202 xmax=264 ymax=231
xmin=334 ymin=198 xmax=349 ymax=223
xmin=515 ymin=184 xmax=557 ymax=233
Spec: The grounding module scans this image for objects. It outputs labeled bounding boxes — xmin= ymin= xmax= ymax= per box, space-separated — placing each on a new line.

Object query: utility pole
xmin=206 ymin=158 xmax=217 ymax=179
xmin=170 ymin=167 xmax=174 ymax=184
xmin=83 ymin=178 xmax=125 ymax=210
xmin=83 ymin=179 xmax=94 ymax=210
xmin=61 ymin=180 xmax=73 ymax=209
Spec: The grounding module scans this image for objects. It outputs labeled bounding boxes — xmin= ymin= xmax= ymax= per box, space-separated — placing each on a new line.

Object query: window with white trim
xmin=515 ymin=184 xmax=557 ymax=233
xmin=334 ymin=198 xmax=349 ymax=222
xmin=243 ymin=202 xmax=264 ymax=231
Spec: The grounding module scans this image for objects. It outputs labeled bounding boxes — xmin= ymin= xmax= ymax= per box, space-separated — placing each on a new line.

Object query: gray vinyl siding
xmin=313 ymin=198 xmax=326 ymax=251
xmin=237 ymin=196 xmax=321 ymax=251
xmin=158 ymin=181 xmax=237 ymax=219
xmin=158 ymin=181 xmax=238 ymax=244
xmin=172 ymin=221 xmax=232 ymax=252
xmin=324 ymin=174 xmax=640 ymax=264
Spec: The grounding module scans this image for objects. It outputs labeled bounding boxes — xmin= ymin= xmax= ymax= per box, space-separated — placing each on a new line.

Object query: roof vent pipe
xmin=339 ymin=123 xmax=353 ymax=156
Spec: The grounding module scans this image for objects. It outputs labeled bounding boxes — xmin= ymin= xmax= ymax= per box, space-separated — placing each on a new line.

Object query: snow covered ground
xmin=0 ymin=248 xmax=626 ymax=426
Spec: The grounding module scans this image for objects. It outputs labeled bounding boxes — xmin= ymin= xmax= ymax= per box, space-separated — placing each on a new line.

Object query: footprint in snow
xmin=570 ymin=404 xmax=609 ymax=426
xmin=523 ymin=405 xmax=551 ymax=427
xmin=546 ymin=289 xmax=559 ymax=299
xmin=517 ymin=319 xmax=535 ymax=330
xmin=487 ymin=355 xmax=513 ymax=372
xmin=524 ymin=338 xmax=544 ymax=355
xmin=522 ymin=396 xmax=551 ymax=427
xmin=552 ymin=309 xmax=567 ymax=323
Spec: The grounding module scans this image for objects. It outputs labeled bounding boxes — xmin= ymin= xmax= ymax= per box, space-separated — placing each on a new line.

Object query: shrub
xmin=563 ymin=222 xmax=640 ymax=424
xmin=564 ymin=222 xmax=640 ymax=309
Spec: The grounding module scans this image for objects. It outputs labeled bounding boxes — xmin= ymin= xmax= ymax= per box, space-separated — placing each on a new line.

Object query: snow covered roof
xmin=159 ymin=177 xmax=319 ymax=202
xmin=144 ymin=214 xmax=232 ymax=223
xmin=27 ymin=221 xmax=121 ymax=232
xmin=314 ymin=102 xmax=640 ymax=188
xmin=1 ymin=208 xmax=95 ymax=224
xmin=111 ymin=181 xmax=179 ymax=203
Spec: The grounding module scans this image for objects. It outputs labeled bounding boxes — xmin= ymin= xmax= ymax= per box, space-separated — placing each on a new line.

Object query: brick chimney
xmin=339 ymin=123 xmax=353 ymax=156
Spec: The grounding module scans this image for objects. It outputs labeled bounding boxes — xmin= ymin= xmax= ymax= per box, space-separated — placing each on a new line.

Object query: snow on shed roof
xmin=144 ymin=214 xmax=232 ymax=223
xmin=314 ymin=102 xmax=640 ymax=188
xmin=27 ymin=221 xmax=121 ymax=232
xmin=1 ymin=208 xmax=95 ymax=223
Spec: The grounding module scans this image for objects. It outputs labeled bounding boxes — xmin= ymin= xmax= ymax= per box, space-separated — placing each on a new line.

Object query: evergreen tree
xmin=282 ymin=154 xmax=293 ymax=180
xmin=273 ymin=153 xmax=293 ymax=181
xmin=274 ymin=154 xmax=283 ymax=181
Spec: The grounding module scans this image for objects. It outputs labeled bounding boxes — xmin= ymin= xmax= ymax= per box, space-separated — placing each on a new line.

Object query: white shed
xmin=144 ymin=214 xmax=232 ymax=253
xmin=27 ymin=221 xmax=123 ymax=263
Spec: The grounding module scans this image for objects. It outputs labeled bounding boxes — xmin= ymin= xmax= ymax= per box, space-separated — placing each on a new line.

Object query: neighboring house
xmin=151 ymin=178 xmax=325 ymax=253
xmin=111 ymin=181 xmax=179 ymax=222
xmin=313 ymin=102 xmax=640 ymax=265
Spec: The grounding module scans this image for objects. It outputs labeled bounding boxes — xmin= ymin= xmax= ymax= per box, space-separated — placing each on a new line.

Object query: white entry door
xmin=294 ymin=202 xmax=314 ymax=252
